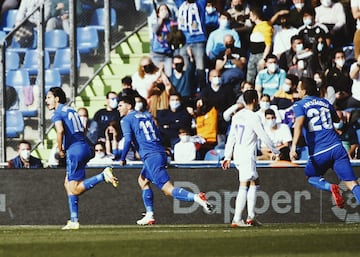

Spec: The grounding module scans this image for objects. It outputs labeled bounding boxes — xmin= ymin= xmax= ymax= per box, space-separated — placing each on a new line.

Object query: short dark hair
xmin=243 ymin=89 xmax=258 ymax=104
xmin=49 ymin=87 xmax=66 ymax=104
xmin=265 ymin=108 xmax=275 ymax=117
xmin=300 ymin=77 xmax=318 ymax=96
xmin=18 ymin=140 xmax=31 ymax=149
xmin=265 ymin=53 xmax=277 ymax=61
xmin=121 ymin=76 xmax=132 ymax=85
xmin=286 ymin=74 xmax=299 ymax=86
xmin=120 ymin=95 xmax=135 ymax=109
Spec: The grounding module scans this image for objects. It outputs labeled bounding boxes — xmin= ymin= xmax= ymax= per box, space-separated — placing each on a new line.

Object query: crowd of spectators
xmin=7 ymin=0 xmax=360 ymax=166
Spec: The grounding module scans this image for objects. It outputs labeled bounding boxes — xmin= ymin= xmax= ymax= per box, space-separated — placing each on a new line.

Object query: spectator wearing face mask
xmin=157 ymin=92 xmax=193 ymax=149
xmin=8 ymin=140 xmax=43 ymax=168
xmin=206 ymin=11 xmax=241 ymax=62
xmin=256 ymin=94 xmax=282 ymax=126
xmin=255 ymin=54 xmax=286 ymax=99
xmin=271 ymin=73 xmax=299 ymax=110
xmin=132 ymin=56 xmax=162 ymax=100
xmin=287 ymin=0 xmax=310 ymax=28
xmin=315 ymin=0 xmax=347 ymax=49
xmin=87 ymin=141 xmax=114 ymax=166
xmin=310 ymin=35 xmax=332 ymax=73
xmin=197 ymin=69 xmax=236 ymax=148
xmin=92 ymin=91 xmax=122 ymax=142
xmin=297 ymin=6 xmax=328 ymax=49
xmin=258 ymin=109 xmax=292 ymax=161
xmin=325 ymin=49 xmax=352 ymax=110
xmin=205 ymin=0 xmax=219 ymax=37
xmin=173 ymin=128 xmax=197 ymax=162
xmin=169 ymin=49 xmax=196 ymax=105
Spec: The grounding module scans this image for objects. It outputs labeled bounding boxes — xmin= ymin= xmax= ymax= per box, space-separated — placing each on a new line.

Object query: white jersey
xmin=224 ymin=108 xmax=279 ymax=181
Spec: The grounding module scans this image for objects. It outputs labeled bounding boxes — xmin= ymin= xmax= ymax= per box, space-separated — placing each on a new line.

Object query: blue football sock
xmin=308 ymin=177 xmax=331 ymax=191
xmin=68 ymin=195 xmax=79 ymax=222
xmin=352 ymin=185 xmax=360 ymax=204
xmin=172 ymin=187 xmax=194 ymax=202
xmin=83 ymin=173 xmax=104 ymax=190
xmin=142 ymin=189 xmax=154 ymax=213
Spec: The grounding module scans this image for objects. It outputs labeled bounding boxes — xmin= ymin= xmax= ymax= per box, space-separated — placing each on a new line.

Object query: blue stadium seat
xmin=5 ymin=50 xmax=20 ymax=71
xmin=23 ymin=49 xmax=50 ymax=75
xmin=77 ymin=26 xmax=99 ymax=54
xmin=204 ymin=149 xmax=225 ymax=161
xmin=53 ymin=48 xmax=81 ymax=75
xmin=89 ymin=8 xmax=117 ymax=31
xmin=6 ymin=69 xmax=30 ymax=88
xmin=36 ymin=69 xmax=62 ymax=93
xmin=1 ymin=9 xmax=17 ymax=33
xmin=6 ymin=110 xmax=24 ymax=138
xmin=45 ymin=29 xmax=68 ymax=53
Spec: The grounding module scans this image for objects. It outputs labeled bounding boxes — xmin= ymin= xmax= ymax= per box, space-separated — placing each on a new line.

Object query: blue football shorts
xmin=66 ymin=142 xmax=93 ymax=181
xmin=140 ymin=152 xmax=170 ymax=189
xmin=305 ymin=144 xmax=357 ymax=181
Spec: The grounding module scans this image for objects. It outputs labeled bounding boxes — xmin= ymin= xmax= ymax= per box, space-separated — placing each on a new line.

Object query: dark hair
xmin=121 ymin=76 xmax=132 ymax=85
xmin=243 ymin=89 xmax=258 ymax=104
xmin=300 ymin=77 xmax=318 ymax=96
xmin=286 ymin=74 xmax=299 ymax=86
xmin=249 ymin=5 xmax=263 ymax=20
xmin=157 ymin=4 xmax=171 ymax=18
xmin=18 ymin=140 xmax=31 ymax=149
xmin=49 ymin=87 xmax=66 ymax=104
xmin=265 ymin=53 xmax=278 ymax=61
xmin=120 ymin=95 xmax=135 ymax=109
xmin=265 ymin=108 xmax=275 ymax=116
xmin=290 ymin=34 xmax=303 ymax=44
xmin=220 ymin=11 xmax=231 ymax=20
xmin=106 ymin=91 xmax=118 ymax=99
xmin=302 ymin=6 xmax=315 ymax=17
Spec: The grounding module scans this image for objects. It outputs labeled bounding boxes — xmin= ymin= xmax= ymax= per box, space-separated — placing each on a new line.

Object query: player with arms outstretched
xmin=290 ymin=77 xmax=360 ymax=208
xmin=46 ymin=87 xmax=118 ymax=230
xmin=222 ymin=89 xmax=280 ymax=227
xmin=118 ymin=95 xmax=214 ymax=225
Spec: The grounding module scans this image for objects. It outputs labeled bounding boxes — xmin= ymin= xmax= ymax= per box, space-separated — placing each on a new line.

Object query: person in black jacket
xmin=8 ymin=140 xmax=43 ymax=169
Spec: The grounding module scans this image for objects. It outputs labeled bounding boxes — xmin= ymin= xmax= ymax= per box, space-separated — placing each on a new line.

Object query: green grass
xmin=0 ymin=224 xmax=359 ymax=257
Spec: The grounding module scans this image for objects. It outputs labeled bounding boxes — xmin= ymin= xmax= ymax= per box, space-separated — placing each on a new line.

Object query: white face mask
xmin=96 ymin=152 xmax=105 ymax=158
xmin=265 ymin=119 xmax=276 ymax=128
xmin=211 ymin=76 xmax=221 ymax=86
xmin=321 ymin=0 xmax=332 ymax=7
xmin=283 ymin=83 xmax=291 ymax=92
xmin=295 ymin=43 xmax=303 ymax=52
xmin=260 ymin=101 xmax=270 ymax=110
xmin=335 ymin=59 xmax=345 ymax=68
xmin=294 ymin=3 xmax=304 ymax=9
xmin=303 ymin=17 xmax=312 ymax=26
xmin=218 ymin=19 xmax=230 ymax=28
xmin=317 ymin=43 xmax=324 ymax=52
xmin=206 ymin=6 xmax=215 ymax=14
xmin=333 ymin=121 xmax=343 ymax=129
xmin=109 ymin=98 xmax=118 ymax=109
xmin=169 ymin=100 xmax=181 ymax=110
xmin=134 ymin=102 xmax=143 ymax=111
xmin=20 ymin=150 xmax=31 ymax=161
xmin=180 ymin=135 xmax=190 ymax=143
xmin=267 ymin=63 xmax=278 ymax=73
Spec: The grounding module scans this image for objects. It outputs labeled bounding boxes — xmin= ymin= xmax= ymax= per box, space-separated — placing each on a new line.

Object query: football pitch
xmin=0 ymin=224 xmax=359 ymax=257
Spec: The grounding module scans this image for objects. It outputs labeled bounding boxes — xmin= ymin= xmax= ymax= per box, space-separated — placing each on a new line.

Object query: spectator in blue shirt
xmin=8 ymin=140 xmax=43 ymax=169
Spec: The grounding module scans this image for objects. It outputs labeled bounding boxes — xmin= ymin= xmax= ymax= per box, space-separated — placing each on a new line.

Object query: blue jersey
xmin=120 ymin=111 xmax=165 ymax=161
xmin=293 ymin=96 xmax=341 ymax=155
xmin=52 ymin=104 xmax=88 ymax=150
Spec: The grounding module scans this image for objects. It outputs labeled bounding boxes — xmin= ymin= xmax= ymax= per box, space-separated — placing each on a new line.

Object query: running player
xmin=118 ymin=95 xmax=214 ymax=225
xmin=222 ymin=89 xmax=280 ymax=227
xmin=290 ymin=77 xmax=360 ymax=208
xmin=45 ymin=87 xmax=118 ymax=230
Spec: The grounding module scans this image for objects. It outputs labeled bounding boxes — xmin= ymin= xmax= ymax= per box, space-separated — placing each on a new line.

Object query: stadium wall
xmin=0 ymin=167 xmax=358 ymax=225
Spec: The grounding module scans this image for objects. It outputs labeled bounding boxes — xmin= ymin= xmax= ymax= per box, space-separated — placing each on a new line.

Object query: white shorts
xmin=235 ymin=157 xmax=259 ymax=182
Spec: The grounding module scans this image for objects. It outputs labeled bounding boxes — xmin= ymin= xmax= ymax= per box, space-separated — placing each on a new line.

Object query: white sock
xmin=247 ymin=185 xmax=258 ymax=219
xmin=233 ymin=186 xmax=248 ymax=222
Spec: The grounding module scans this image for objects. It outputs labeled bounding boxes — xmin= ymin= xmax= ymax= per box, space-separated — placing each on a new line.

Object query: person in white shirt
xmin=222 ymin=89 xmax=280 ymax=227
xmin=173 ymin=128 xmax=196 ymax=162
xmin=259 ymin=109 xmax=292 ymax=161
xmin=87 ymin=142 xmax=113 ymax=167
xmin=347 ymin=55 xmax=360 ymax=108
